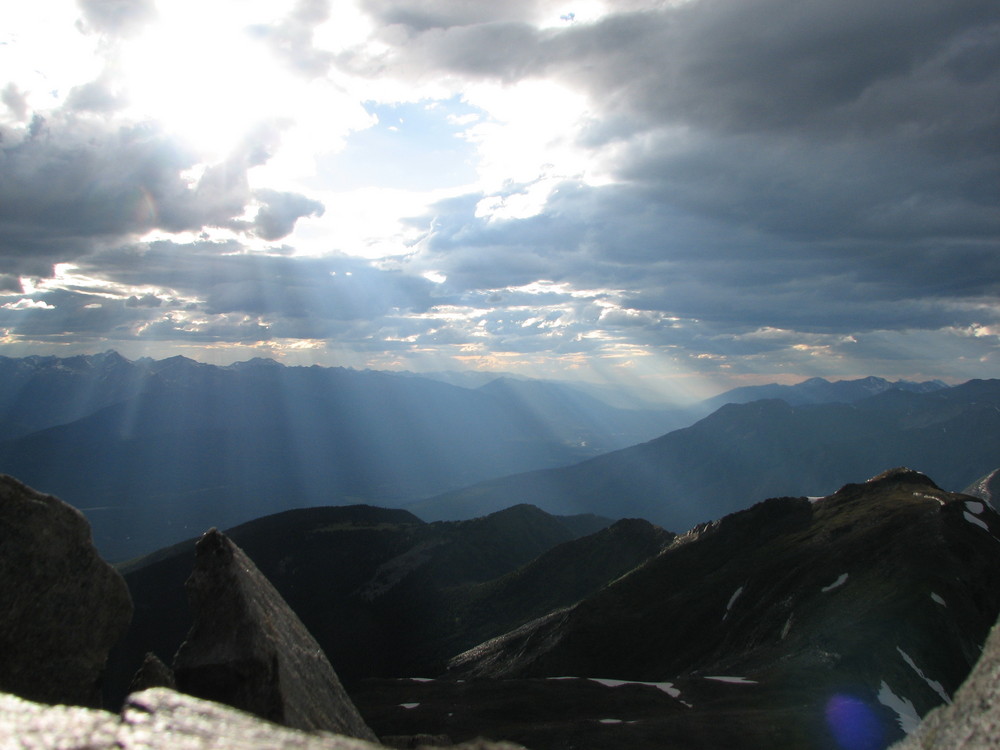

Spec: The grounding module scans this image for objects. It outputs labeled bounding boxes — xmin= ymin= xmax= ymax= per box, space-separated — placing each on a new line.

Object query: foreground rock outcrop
xmin=891 ymin=615 xmax=1000 ymax=749
xmin=0 ymin=686 xmax=525 ymax=749
xmin=0 ymin=474 xmax=132 ymax=707
xmin=172 ymin=529 xmax=378 ymax=741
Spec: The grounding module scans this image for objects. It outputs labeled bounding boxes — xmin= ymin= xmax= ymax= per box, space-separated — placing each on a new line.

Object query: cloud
xmin=1 ymin=0 xmax=997 ymax=384
xmin=249 ymin=189 xmax=326 ymax=241
xmin=0 ymin=109 xmax=323 ymax=276
xmin=76 ymin=0 xmax=157 ymax=37
xmin=251 ymin=0 xmax=334 ymax=77
xmin=353 ymin=0 xmax=998 ymax=366
xmin=77 ymin=241 xmax=442 ymax=323
xmin=360 ymin=0 xmax=544 ymax=32
xmin=65 ymin=76 xmax=126 ymax=113
xmin=1 ymin=84 xmax=29 ymax=121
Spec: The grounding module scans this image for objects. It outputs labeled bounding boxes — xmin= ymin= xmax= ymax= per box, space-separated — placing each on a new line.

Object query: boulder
xmin=172 ymin=529 xmax=377 ymax=741
xmin=128 ymin=652 xmax=176 ymax=694
xmin=0 ymin=474 xmax=132 ymax=706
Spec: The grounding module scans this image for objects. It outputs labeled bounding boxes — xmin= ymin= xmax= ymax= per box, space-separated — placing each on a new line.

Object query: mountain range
xmin=411 ymin=379 xmax=1000 ymax=533
xmin=0 ymin=352 xmax=675 ymax=559
xmin=0 ymin=351 xmax=960 ymax=560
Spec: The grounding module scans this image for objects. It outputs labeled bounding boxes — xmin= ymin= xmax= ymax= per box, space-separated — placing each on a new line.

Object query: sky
xmin=0 ymin=0 xmax=998 ymax=400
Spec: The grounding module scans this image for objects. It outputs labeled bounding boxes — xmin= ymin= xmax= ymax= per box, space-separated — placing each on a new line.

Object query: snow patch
xmin=723 ymin=586 xmax=744 ymax=621
xmin=781 ymin=615 xmax=793 ymax=640
xmin=965 ymin=500 xmax=985 ymax=515
xmin=913 ymin=492 xmax=945 ymax=506
xmin=964 ymin=511 xmax=990 ymax=532
xmin=399 ymin=703 xmax=420 ymax=710
xmin=877 ymin=681 xmax=921 ymax=735
xmin=704 ymin=676 xmax=758 ymax=685
xmin=589 ymin=678 xmax=682 ymax=699
xmin=822 ymin=573 xmax=848 ymax=593
xmin=930 ymin=592 xmax=947 ymax=607
xmin=599 ymin=719 xmax=623 ymax=724
xmin=410 ymin=677 xmax=435 ymax=682
xmin=807 ymin=496 xmax=826 ymax=504
xmin=898 ymin=647 xmax=951 ymax=704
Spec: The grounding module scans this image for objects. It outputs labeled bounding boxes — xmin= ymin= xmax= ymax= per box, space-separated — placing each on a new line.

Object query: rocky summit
xmin=0 ymin=474 xmax=132 ymax=707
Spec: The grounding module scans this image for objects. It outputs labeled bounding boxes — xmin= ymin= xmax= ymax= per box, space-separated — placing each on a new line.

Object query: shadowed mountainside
xmin=107 ymin=503 xmax=669 ymax=709
xmin=357 ymin=469 xmax=1000 ymax=750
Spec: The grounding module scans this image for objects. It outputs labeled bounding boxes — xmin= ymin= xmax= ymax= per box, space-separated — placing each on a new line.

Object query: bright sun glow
xmin=119 ymin=2 xmax=299 ymax=161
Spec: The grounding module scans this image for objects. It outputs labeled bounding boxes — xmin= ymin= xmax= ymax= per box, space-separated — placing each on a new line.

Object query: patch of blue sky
xmin=318 ymin=97 xmax=483 ymax=191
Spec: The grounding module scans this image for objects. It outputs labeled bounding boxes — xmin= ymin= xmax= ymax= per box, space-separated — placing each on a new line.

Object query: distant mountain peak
xmin=227 ymin=358 xmax=286 ymax=370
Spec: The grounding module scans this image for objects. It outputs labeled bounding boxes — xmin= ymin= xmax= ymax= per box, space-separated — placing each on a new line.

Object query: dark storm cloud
xmin=365 ymin=0 xmax=999 ymax=230
xmin=371 ymin=0 xmax=1000 ymax=365
xmin=409 ymin=176 xmax=1000 ymax=342
xmin=373 ymin=0 xmax=999 ymax=140
xmin=0 ymin=113 xmax=322 ymax=277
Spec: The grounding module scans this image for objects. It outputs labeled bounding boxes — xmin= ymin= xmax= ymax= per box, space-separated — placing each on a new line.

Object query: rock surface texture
xmin=0 ymin=687 xmax=525 ymax=750
xmin=172 ymin=529 xmax=378 ymax=741
xmin=0 ymin=474 xmax=132 ymax=707
xmin=128 ymin=652 xmax=176 ymax=694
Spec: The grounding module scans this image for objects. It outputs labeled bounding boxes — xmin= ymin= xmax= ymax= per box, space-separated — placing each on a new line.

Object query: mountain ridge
xmin=410 ymin=380 xmax=1000 ymax=531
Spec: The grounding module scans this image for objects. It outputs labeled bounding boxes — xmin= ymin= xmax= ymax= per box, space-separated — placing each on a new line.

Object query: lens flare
xmin=825 ymin=694 xmax=884 ymax=750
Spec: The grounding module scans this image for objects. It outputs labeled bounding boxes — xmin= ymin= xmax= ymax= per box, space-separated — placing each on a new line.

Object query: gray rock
xmin=0 ymin=474 xmax=132 ymax=707
xmin=0 ymin=687 xmax=380 ymax=749
xmin=172 ymin=529 xmax=378 ymax=741
xmin=0 ymin=688 xmax=526 ymax=749
xmin=891 ymin=617 xmax=1000 ymax=749
xmin=128 ymin=652 xmax=176 ymax=694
